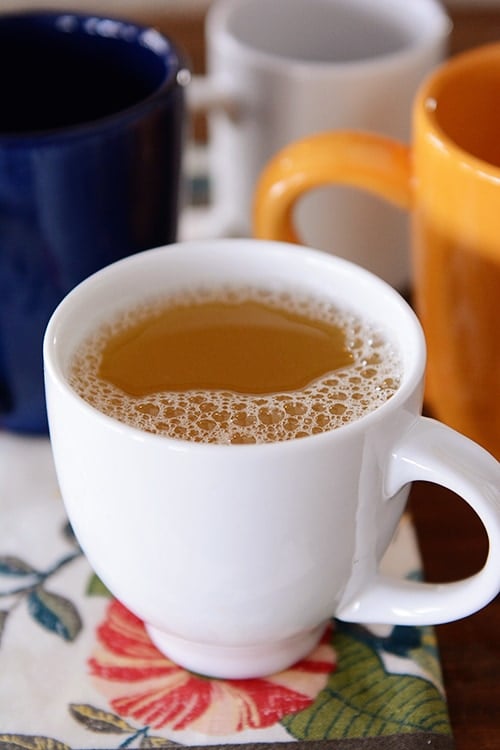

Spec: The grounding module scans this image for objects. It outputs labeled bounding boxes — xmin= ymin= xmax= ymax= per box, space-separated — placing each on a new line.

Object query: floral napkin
xmin=0 ymin=432 xmax=453 ymax=749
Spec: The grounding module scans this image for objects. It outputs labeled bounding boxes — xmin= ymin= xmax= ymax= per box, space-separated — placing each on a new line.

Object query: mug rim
xmin=43 ymin=239 xmax=426 ymax=453
xmin=207 ymin=0 xmax=451 ymax=73
xmin=415 ymin=41 xmax=500 ymax=179
xmin=0 ymin=9 xmax=189 ymax=144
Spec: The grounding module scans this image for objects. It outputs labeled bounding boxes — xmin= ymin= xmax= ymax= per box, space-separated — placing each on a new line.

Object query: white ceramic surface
xmin=181 ymin=0 xmax=450 ymax=289
xmin=43 ymin=239 xmax=500 ymax=678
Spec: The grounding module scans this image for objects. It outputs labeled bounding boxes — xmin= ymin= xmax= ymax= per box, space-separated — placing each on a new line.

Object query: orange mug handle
xmin=253 ymin=131 xmax=413 ymax=243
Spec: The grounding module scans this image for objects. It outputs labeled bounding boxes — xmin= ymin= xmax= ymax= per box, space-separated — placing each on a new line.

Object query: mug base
xmin=145 ymin=621 xmax=328 ymax=679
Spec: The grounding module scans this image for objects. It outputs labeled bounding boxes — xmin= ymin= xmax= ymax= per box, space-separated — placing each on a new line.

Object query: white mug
xmin=182 ymin=0 xmax=450 ymax=289
xmin=43 ymin=239 xmax=500 ymax=679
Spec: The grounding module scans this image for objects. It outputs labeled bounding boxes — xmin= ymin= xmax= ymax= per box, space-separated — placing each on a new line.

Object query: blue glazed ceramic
xmin=0 ymin=11 xmax=188 ymax=433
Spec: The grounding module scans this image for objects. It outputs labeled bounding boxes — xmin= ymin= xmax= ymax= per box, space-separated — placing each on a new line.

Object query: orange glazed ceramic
xmin=254 ymin=44 xmax=500 ymax=458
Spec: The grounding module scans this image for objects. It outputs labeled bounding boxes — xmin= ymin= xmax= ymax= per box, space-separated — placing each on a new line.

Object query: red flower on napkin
xmin=89 ymin=600 xmax=336 ymax=735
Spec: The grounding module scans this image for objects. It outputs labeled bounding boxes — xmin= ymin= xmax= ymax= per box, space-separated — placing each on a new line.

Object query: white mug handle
xmin=337 ymin=416 xmax=500 ymax=625
xmin=179 ymin=74 xmax=242 ymax=240
xmin=186 ymin=74 xmax=241 ymax=117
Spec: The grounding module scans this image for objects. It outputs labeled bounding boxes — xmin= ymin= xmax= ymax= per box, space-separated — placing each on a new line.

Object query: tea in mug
xmin=69 ymin=288 xmax=402 ymax=443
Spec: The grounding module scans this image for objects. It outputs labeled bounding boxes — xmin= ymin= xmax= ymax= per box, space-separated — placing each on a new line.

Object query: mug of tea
xmin=254 ymin=43 xmax=500 ymax=459
xmin=182 ymin=0 xmax=450 ymax=289
xmin=43 ymin=238 xmax=500 ymax=679
xmin=0 ymin=10 xmax=188 ymax=434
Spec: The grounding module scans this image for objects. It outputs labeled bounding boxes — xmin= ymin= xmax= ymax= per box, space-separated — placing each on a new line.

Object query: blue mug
xmin=0 ymin=10 xmax=188 ymax=433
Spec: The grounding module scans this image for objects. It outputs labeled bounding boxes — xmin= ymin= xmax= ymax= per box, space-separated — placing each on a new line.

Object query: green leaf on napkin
xmin=281 ymin=632 xmax=450 ymax=739
xmin=140 ymin=737 xmax=179 ymax=748
xmin=409 ymin=625 xmax=444 ymax=692
xmin=86 ymin=573 xmax=112 ymax=597
xmin=0 ymin=610 xmax=8 ymax=645
xmin=0 ymin=555 xmax=38 ymax=576
xmin=69 ymin=704 xmax=136 ymax=733
xmin=0 ymin=735 xmax=70 ymax=750
xmin=27 ymin=586 xmax=82 ymax=642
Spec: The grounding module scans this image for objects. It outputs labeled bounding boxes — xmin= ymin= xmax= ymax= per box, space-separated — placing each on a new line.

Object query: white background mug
xmin=182 ymin=0 xmax=450 ymax=289
xmin=43 ymin=239 xmax=500 ymax=679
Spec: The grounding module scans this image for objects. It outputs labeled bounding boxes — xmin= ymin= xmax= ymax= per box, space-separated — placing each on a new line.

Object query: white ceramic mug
xmin=43 ymin=239 xmax=500 ymax=679
xmin=182 ymin=0 xmax=450 ymax=289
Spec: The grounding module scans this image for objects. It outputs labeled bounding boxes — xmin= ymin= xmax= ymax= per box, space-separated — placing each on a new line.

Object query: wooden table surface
xmin=410 ymin=480 xmax=499 ymax=748
xmin=137 ymin=8 xmax=500 ymax=747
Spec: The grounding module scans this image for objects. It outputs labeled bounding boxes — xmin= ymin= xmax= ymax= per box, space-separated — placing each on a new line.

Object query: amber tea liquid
xmin=69 ymin=288 xmax=401 ymax=444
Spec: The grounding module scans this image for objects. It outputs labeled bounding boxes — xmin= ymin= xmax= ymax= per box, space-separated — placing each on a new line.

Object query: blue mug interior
xmin=0 ymin=12 xmax=179 ymax=134
xmin=0 ymin=12 xmax=187 ymax=433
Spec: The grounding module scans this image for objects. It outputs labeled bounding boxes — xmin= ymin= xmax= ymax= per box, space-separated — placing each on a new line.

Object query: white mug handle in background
xmin=337 ymin=416 xmax=500 ymax=625
xmin=179 ymin=75 xmax=242 ymax=241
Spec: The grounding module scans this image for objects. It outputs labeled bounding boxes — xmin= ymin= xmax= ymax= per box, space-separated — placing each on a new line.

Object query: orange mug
xmin=254 ymin=43 xmax=500 ymax=459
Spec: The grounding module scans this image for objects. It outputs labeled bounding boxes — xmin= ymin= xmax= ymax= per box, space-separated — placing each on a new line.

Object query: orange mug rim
xmin=416 ymin=41 xmax=500 ymax=179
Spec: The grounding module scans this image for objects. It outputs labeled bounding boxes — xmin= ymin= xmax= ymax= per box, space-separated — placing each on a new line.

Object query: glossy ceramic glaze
xmin=184 ymin=0 xmax=449 ymax=289
xmin=43 ymin=239 xmax=500 ymax=678
xmin=412 ymin=44 xmax=500 ymax=459
xmin=255 ymin=44 xmax=500 ymax=459
xmin=0 ymin=11 xmax=187 ymax=433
